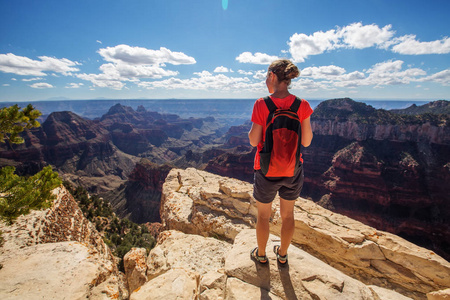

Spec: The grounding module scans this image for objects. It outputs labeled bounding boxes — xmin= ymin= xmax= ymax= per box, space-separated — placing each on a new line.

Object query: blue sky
xmin=1 ymin=0 xmax=449 ymax=102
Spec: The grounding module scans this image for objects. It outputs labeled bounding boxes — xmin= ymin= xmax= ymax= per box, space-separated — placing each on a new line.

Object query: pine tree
xmin=0 ymin=104 xmax=41 ymax=150
xmin=0 ymin=104 xmax=61 ymax=224
xmin=0 ymin=166 xmax=62 ymax=224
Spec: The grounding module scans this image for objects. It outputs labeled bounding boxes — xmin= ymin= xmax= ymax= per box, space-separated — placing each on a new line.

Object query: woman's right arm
xmin=301 ymin=117 xmax=313 ymax=147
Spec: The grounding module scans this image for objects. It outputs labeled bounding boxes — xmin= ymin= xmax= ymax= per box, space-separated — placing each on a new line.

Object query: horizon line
xmin=0 ymin=97 xmax=445 ymax=103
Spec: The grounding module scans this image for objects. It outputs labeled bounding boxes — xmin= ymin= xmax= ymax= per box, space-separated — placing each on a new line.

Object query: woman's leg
xmin=256 ymin=200 xmax=273 ymax=257
xmin=278 ymin=198 xmax=295 ymax=257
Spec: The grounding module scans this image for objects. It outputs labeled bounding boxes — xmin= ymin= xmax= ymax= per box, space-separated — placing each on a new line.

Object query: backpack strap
xmin=290 ymin=97 xmax=301 ymax=113
xmin=263 ymin=96 xmax=277 ymax=113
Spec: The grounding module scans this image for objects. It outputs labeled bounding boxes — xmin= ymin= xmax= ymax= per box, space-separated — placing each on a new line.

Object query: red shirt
xmin=251 ymin=95 xmax=313 ymax=170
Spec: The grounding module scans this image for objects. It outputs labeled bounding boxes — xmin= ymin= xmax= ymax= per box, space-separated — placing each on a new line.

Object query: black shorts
xmin=253 ymin=165 xmax=304 ymax=204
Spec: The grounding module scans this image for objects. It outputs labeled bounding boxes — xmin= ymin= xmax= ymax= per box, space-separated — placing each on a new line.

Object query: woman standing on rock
xmin=248 ymin=59 xmax=313 ymax=265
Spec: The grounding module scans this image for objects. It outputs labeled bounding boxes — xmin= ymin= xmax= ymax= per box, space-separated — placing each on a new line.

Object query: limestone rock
xmin=226 ymin=229 xmax=379 ymax=300
xmin=161 ymin=168 xmax=450 ymax=299
xmin=161 ymin=168 xmax=256 ymax=241
xmin=199 ymin=271 xmax=227 ymax=300
xmin=124 ymin=248 xmax=148 ymax=294
xmin=130 ymin=268 xmax=199 ymax=300
xmin=0 ymin=186 xmax=125 ymax=299
xmin=225 ymin=277 xmax=283 ymax=300
xmin=368 ymin=285 xmax=416 ymax=300
xmin=131 ymin=229 xmax=412 ymax=300
xmin=427 ymin=288 xmax=450 ymax=300
xmin=0 ymin=242 xmax=119 ymax=300
xmin=270 ymin=198 xmax=450 ymax=297
xmin=0 ymin=186 xmax=111 ymax=258
xmin=146 ymin=230 xmax=231 ymax=279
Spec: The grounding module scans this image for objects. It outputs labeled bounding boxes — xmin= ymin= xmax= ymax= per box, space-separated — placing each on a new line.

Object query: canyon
xmin=0 ymin=98 xmax=448 ymax=262
xmin=1 ymin=169 xmax=449 ymax=299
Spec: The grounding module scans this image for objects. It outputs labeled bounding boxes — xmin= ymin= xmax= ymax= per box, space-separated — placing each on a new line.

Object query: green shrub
xmin=63 ymin=182 xmax=155 ymax=272
xmin=0 ymin=166 xmax=62 ymax=224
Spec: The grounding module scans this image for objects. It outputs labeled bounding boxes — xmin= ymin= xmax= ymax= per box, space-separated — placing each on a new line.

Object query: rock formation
xmin=127 ymin=229 xmax=417 ymax=300
xmin=0 ymin=186 xmax=127 ymax=299
xmin=156 ymin=168 xmax=450 ymax=299
xmin=2 ymin=168 xmax=449 ymax=299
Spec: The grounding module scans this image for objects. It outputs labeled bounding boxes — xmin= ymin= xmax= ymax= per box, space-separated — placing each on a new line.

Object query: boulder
xmin=146 ymin=230 xmax=231 ymax=279
xmin=0 ymin=241 xmax=120 ymax=300
xmin=0 ymin=186 xmax=125 ymax=299
xmin=130 ymin=268 xmax=199 ymax=300
xmin=225 ymin=277 xmax=283 ymax=300
xmin=123 ymin=248 xmax=148 ymax=294
xmin=427 ymin=288 xmax=450 ymax=300
xmin=226 ymin=229 xmax=379 ymax=300
xmin=160 ymin=168 xmax=256 ymax=242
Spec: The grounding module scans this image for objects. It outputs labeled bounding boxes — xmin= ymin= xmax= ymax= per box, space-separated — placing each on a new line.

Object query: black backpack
xmin=259 ymin=96 xmax=302 ymax=177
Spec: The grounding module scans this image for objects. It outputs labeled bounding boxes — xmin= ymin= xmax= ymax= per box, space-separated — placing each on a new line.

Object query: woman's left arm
xmin=301 ymin=117 xmax=313 ymax=147
xmin=248 ymin=122 xmax=263 ymax=147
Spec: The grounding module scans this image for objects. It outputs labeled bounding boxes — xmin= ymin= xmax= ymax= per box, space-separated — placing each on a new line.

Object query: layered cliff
xmin=203 ymin=99 xmax=450 ymax=261
xmin=106 ymin=159 xmax=172 ymax=223
xmin=0 ymin=186 xmax=126 ymax=299
xmin=304 ymin=98 xmax=450 ymax=261
xmin=0 ymin=103 xmax=226 ymax=223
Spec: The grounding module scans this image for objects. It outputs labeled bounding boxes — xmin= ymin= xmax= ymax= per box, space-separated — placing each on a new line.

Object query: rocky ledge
xmin=156 ymin=168 xmax=450 ymax=299
xmin=0 ymin=186 xmax=127 ymax=299
xmin=127 ymin=229 xmax=414 ymax=300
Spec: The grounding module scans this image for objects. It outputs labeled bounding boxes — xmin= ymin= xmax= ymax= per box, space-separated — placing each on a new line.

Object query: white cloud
xmin=2 ymin=84 xmax=10 ymax=87
xmin=98 ymin=44 xmax=196 ymax=65
xmin=340 ymin=23 xmax=394 ymax=49
xmin=289 ymin=23 xmax=396 ymax=62
xmin=22 ymin=77 xmax=43 ymax=82
xmin=287 ymin=22 xmax=450 ymax=63
xmin=214 ymin=66 xmax=230 ymax=73
xmin=194 ymin=70 xmax=212 ymax=77
xmin=291 ymin=78 xmax=331 ymax=91
xmin=367 ymin=60 xmax=403 ymax=74
xmin=29 ymin=82 xmax=53 ymax=89
xmin=76 ymin=73 xmax=125 ymax=90
xmin=391 ymin=35 xmax=450 ymax=55
xmin=289 ymin=29 xmax=339 ymax=63
xmin=11 ymin=78 xmax=17 ymax=81
xmin=419 ymin=69 xmax=450 ymax=86
xmin=100 ymin=62 xmax=178 ymax=79
xmin=0 ymin=53 xmax=80 ymax=76
xmin=288 ymin=60 xmax=433 ymax=91
xmin=96 ymin=40 xmax=102 ymax=44
xmin=238 ymin=70 xmax=253 ymax=75
xmin=138 ymin=71 xmax=262 ymax=92
xmin=253 ymin=70 xmax=267 ymax=80
xmin=65 ymin=83 xmax=84 ymax=88
xmin=343 ymin=60 xmax=426 ymax=87
xmin=236 ymin=52 xmax=280 ymax=65
xmin=301 ymin=65 xmax=346 ymax=79
xmin=76 ymin=44 xmax=194 ymax=89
